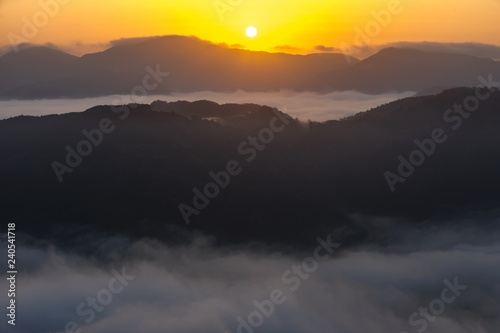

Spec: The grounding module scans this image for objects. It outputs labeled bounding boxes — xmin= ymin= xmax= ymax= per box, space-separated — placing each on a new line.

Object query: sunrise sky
xmin=1 ymin=0 xmax=499 ymax=55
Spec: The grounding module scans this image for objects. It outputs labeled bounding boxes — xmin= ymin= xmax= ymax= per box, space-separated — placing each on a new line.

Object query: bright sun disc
xmin=246 ymin=26 xmax=257 ymax=38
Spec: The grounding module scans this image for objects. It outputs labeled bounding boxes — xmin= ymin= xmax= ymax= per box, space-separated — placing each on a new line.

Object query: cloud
xmin=105 ymin=35 xmax=251 ymax=55
xmin=1 ymin=216 xmax=499 ymax=333
xmin=108 ymin=36 xmax=167 ymax=47
xmin=314 ymin=45 xmax=339 ymax=53
xmin=0 ymin=42 xmax=68 ymax=57
xmin=0 ymin=90 xmax=415 ymax=122
xmin=385 ymin=42 xmax=500 ymax=60
xmin=4 ymin=37 xmax=500 ymax=60
xmin=60 ymin=36 xmax=193 ymax=56
xmin=35 ymin=35 xmax=202 ymax=56
xmin=216 ymin=42 xmax=246 ymax=49
xmin=229 ymin=43 xmax=245 ymax=49
xmin=270 ymin=45 xmax=304 ymax=53
xmin=344 ymin=41 xmax=500 ymax=60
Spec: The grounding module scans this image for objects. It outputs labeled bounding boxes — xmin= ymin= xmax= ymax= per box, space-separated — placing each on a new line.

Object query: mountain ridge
xmin=2 ymin=87 xmax=500 ymax=245
xmin=2 ymin=35 xmax=499 ymax=99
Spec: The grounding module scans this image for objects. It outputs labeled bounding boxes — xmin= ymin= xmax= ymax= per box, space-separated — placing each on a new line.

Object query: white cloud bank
xmin=0 ymin=90 xmax=416 ymax=122
xmin=1 ymin=218 xmax=499 ymax=333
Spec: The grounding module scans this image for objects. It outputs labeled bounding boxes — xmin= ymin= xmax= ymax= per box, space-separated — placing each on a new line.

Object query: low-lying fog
xmin=1 ymin=214 xmax=499 ymax=333
xmin=0 ymin=91 xmax=415 ymax=121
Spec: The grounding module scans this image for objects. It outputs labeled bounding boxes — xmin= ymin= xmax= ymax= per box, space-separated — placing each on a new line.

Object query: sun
xmin=246 ymin=26 xmax=258 ymax=38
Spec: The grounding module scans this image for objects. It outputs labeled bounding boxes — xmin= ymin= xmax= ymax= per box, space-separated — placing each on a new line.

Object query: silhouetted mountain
xmin=1 ymin=88 xmax=500 ymax=246
xmin=308 ymin=47 xmax=500 ymax=93
xmin=0 ymin=35 xmax=358 ymax=99
xmin=2 ymin=36 xmax=499 ymax=99
xmin=0 ymin=46 xmax=78 ymax=93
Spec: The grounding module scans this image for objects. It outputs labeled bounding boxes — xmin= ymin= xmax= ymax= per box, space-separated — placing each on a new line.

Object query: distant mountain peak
xmin=0 ymin=44 xmax=77 ymax=61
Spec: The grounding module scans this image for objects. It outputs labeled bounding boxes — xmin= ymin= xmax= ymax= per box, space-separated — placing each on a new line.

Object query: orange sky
xmin=1 ymin=0 xmax=499 ymax=55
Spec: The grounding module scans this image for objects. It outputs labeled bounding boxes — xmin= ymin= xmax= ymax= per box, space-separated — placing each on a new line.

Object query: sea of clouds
xmin=0 ymin=90 xmax=415 ymax=122
xmin=1 ymin=214 xmax=499 ymax=333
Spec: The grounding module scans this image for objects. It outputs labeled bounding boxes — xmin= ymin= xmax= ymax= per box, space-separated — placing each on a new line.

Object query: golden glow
xmin=0 ymin=0 xmax=499 ymax=55
xmin=246 ymin=26 xmax=258 ymax=38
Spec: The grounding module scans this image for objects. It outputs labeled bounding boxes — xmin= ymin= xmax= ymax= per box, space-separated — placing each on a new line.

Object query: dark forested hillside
xmin=2 ymin=88 xmax=500 ymax=246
